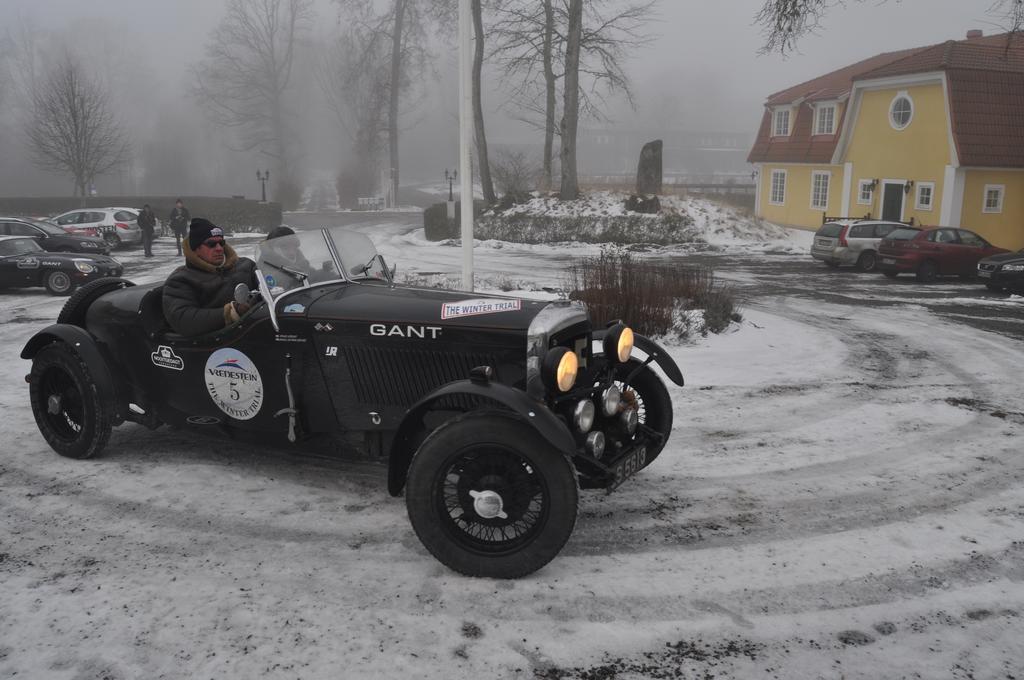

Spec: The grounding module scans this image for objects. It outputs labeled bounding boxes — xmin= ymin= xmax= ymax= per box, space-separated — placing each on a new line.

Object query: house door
xmin=881 ymin=183 xmax=904 ymax=221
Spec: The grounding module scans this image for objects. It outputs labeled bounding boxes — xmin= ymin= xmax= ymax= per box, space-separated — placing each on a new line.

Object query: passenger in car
xmin=261 ymin=226 xmax=338 ymax=288
xmin=162 ymin=218 xmax=258 ymax=336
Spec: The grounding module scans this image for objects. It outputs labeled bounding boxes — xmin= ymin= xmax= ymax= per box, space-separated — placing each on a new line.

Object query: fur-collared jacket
xmin=162 ymin=241 xmax=257 ymax=336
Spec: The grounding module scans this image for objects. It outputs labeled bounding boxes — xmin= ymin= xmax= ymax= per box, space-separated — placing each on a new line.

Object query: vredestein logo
xmin=204 ymin=348 xmax=263 ymax=420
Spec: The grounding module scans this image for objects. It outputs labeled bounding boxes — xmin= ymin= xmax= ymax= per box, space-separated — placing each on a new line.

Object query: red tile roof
xmin=765 ymin=50 xmax=919 ymax=106
xmin=748 ymin=32 xmax=1024 ymax=168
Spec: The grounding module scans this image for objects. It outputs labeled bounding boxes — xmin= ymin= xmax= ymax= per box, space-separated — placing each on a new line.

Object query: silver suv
xmin=811 ymin=219 xmax=909 ymax=272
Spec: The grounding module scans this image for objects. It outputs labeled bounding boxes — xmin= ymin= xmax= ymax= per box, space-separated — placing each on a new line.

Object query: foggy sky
xmin=0 ymin=0 xmax=998 ymax=198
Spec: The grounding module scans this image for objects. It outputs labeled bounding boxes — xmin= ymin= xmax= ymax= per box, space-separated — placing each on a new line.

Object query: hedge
xmin=423 ymin=200 xmax=486 ymax=241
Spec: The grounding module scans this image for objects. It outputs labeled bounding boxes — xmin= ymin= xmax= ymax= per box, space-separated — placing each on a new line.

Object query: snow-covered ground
xmin=2 ymin=212 xmax=1022 ymax=679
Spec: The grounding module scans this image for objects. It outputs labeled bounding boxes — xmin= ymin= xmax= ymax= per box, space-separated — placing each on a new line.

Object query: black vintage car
xmin=21 ymin=226 xmax=683 ymax=577
xmin=977 ymin=249 xmax=1024 ymax=293
xmin=0 ymin=216 xmax=111 ymax=255
xmin=0 ymin=236 xmax=124 ymax=295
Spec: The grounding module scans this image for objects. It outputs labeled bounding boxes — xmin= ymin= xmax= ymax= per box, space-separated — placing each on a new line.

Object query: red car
xmin=877 ymin=227 xmax=1009 ymax=282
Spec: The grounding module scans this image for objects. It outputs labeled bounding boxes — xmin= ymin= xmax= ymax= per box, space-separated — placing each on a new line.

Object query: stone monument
xmin=636 ymin=139 xmax=663 ymax=195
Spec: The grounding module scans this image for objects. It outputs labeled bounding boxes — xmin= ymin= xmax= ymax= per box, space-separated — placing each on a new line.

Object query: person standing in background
xmin=167 ymin=198 xmax=191 ymax=256
xmin=137 ymin=204 xmax=157 ymax=257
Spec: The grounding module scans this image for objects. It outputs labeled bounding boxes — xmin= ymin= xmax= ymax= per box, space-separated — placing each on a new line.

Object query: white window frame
xmin=814 ymin=104 xmax=836 ymax=135
xmin=769 ymin=169 xmax=787 ymax=205
xmin=915 ymin=182 xmax=935 ymax=211
xmin=857 ymin=179 xmax=874 ymax=205
xmin=983 ymin=184 xmax=1004 ymax=213
xmin=772 ymin=108 xmax=791 ymax=137
xmin=889 ymin=91 xmax=914 ymax=130
xmin=810 ymin=171 xmax=831 ymax=210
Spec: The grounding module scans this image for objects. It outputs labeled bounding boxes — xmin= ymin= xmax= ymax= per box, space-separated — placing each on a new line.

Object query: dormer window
xmin=773 ymin=108 xmax=791 ymax=136
xmin=889 ymin=92 xmax=914 ymax=130
xmin=814 ymin=103 xmax=836 ymax=135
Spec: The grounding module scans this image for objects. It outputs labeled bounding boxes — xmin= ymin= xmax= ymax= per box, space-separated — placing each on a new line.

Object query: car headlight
xmin=1002 ymin=264 xmax=1024 ymax=272
xmin=602 ymin=323 xmax=634 ymax=363
xmin=542 ymin=346 xmax=578 ymax=392
xmin=74 ymin=261 xmax=96 ymax=273
xmin=573 ymin=400 xmax=595 ymax=432
xmin=601 ymin=385 xmax=621 ymax=417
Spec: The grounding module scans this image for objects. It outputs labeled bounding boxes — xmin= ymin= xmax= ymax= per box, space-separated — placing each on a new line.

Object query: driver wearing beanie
xmin=162 ymin=217 xmax=258 ymax=336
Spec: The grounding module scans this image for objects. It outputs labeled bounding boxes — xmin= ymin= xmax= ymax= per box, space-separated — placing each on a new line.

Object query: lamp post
xmin=445 ymin=168 xmax=457 ymax=201
xmin=257 ymin=169 xmax=270 ymax=202
xmin=445 ymin=168 xmax=457 ymax=219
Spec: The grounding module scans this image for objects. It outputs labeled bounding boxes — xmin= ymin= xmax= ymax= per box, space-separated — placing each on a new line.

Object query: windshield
xmin=27 ymin=219 xmax=67 ymax=236
xmin=886 ymin=228 xmax=920 ymax=241
xmin=817 ymin=223 xmax=844 ymax=237
xmin=254 ymin=226 xmax=389 ymax=299
xmin=331 ymin=228 xmax=389 ymax=281
xmin=0 ymin=238 xmax=44 ymax=257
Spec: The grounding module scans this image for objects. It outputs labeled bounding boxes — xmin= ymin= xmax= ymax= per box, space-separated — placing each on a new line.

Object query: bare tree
xmin=1 ymin=15 xmax=44 ymax=111
xmin=26 ymin=54 xmax=129 ymax=196
xmin=472 ymin=0 xmax=496 ymax=204
xmin=756 ymin=0 xmax=1024 ymax=54
xmin=336 ymin=0 xmax=453 ymax=206
xmin=314 ymin=12 xmax=391 ymax=203
xmin=193 ymin=0 xmax=313 ymax=205
xmin=492 ymin=0 xmax=656 ymax=194
xmin=560 ymin=0 xmax=583 ymax=200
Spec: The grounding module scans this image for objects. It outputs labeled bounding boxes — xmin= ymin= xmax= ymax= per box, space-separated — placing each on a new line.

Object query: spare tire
xmin=57 ymin=277 xmax=135 ymax=327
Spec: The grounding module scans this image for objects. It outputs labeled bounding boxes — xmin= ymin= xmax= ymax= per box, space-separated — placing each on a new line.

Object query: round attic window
xmin=889 ymin=94 xmax=913 ymax=130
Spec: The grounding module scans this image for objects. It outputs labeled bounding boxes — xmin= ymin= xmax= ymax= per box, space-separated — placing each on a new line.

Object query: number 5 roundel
xmin=204 ymin=348 xmax=264 ymax=420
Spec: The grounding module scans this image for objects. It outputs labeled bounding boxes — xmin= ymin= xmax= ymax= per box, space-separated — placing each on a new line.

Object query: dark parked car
xmin=877 ymin=227 xmax=1009 ymax=281
xmin=21 ymin=226 xmax=683 ymax=578
xmin=0 ymin=235 xmax=123 ymax=295
xmin=1 ymin=216 xmax=110 ymax=255
xmin=977 ymin=249 xmax=1024 ymax=293
xmin=811 ymin=219 xmax=910 ymax=271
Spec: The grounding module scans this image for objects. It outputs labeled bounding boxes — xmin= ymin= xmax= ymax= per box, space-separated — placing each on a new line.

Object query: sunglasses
xmin=203 ymin=238 xmax=225 ymax=248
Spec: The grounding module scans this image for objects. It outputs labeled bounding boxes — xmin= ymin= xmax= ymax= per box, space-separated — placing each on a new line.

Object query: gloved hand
xmin=224 ymin=300 xmax=250 ymax=325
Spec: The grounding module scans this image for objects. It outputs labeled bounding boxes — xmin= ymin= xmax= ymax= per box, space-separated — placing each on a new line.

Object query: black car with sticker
xmin=0 ymin=235 xmax=123 ymax=295
xmin=21 ymin=226 xmax=683 ymax=578
xmin=0 ymin=216 xmax=111 ymax=255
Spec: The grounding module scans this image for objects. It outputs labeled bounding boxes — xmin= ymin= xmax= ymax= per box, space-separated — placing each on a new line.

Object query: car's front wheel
xmin=405 ymin=412 xmax=578 ymax=578
xmin=45 ymin=270 xmax=75 ymax=296
xmin=856 ymin=251 xmax=878 ymax=272
xmin=28 ymin=343 xmax=112 ymax=459
xmin=613 ymin=358 xmax=673 ymax=469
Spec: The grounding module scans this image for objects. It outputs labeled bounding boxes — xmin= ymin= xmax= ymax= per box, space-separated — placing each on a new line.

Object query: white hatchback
xmin=52 ymin=207 xmax=144 ymax=249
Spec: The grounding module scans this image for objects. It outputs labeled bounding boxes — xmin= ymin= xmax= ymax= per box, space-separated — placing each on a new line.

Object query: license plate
xmin=979 ymin=270 xmax=991 ymax=278
xmin=882 ymin=258 xmax=895 ymax=264
xmin=610 ymin=445 xmax=646 ymax=489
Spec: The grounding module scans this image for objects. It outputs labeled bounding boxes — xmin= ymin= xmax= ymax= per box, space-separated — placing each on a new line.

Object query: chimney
xmin=966 ymin=29 xmax=983 ymax=39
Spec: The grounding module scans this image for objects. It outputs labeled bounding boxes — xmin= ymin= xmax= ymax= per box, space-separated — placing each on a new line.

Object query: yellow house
xmin=748 ymin=31 xmax=1024 ymax=250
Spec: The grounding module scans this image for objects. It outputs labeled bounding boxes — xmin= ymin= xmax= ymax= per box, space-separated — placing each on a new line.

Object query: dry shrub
xmin=698 ymin=287 xmax=740 ymax=334
xmin=491 ymin=149 xmax=541 ymax=196
xmin=567 ymin=248 xmax=725 ymax=336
